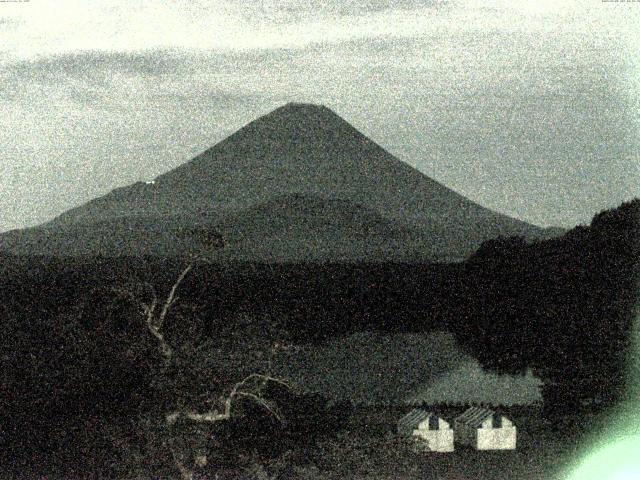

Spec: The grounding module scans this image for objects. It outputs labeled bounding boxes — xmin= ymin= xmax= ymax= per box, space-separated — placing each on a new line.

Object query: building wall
xmin=476 ymin=426 xmax=517 ymax=450
xmin=454 ymin=421 xmax=517 ymax=450
xmin=413 ymin=428 xmax=455 ymax=452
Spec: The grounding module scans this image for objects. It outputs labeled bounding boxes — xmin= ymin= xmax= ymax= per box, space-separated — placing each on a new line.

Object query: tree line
xmin=455 ymin=198 xmax=639 ymax=410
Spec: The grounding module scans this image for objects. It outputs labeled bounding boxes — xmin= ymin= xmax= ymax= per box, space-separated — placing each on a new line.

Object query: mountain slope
xmin=0 ymin=103 xmax=560 ymax=261
xmin=215 ymin=193 xmax=437 ymax=262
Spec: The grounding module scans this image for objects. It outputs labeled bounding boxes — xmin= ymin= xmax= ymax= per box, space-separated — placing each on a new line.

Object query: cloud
xmin=1 ymin=0 xmax=637 ymax=61
xmin=2 ymin=50 xmax=189 ymax=90
xmin=225 ymin=0 xmax=447 ymax=23
xmin=0 ymin=1 xmax=455 ymax=59
xmin=0 ymin=49 xmax=289 ymax=110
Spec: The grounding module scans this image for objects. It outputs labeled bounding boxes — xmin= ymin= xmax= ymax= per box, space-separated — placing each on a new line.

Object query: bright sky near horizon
xmin=1 ymin=0 xmax=639 ymax=232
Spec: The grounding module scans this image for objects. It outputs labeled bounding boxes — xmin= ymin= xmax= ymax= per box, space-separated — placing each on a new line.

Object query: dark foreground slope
xmin=0 ymin=103 xmax=559 ymax=261
xmin=0 ymin=200 xmax=636 ymax=478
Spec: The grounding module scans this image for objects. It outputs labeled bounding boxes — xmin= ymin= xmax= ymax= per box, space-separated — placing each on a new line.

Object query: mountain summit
xmin=0 ymin=103 xmax=559 ymax=261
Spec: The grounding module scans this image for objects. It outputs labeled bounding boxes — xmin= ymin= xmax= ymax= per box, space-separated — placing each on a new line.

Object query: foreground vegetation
xmin=0 ymin=199 xmax=637 ymax=478
xmin=0 ymin=401 xmax=612 ymax=479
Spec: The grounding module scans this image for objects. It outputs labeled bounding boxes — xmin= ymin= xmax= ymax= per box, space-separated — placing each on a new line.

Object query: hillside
xmin=215 ymin=193 xmax=437 ymax=262
xmin=0 ymin=103 xmax=559 ymax=261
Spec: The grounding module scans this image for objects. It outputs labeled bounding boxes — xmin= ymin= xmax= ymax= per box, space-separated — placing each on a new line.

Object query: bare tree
xmin=113 ymin=250 xmax=291 ymax=480
xmin=114 ymin=262 xmax=193 ymax=366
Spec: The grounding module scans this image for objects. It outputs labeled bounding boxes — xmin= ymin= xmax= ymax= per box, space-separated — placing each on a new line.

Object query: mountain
xmin=214 ymin=193 xmax=440 ymax=262
xmin=0 ymin=103 xmax=562 ymax=261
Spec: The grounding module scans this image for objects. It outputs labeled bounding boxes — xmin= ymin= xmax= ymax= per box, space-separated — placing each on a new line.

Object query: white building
xmin=397 ymin=409 xmax=454 ymax=452
xmin=454 ymin=406 xmax=516 ymax=450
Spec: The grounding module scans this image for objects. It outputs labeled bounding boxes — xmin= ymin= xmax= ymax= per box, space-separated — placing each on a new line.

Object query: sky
xmin=1 ymin=0 xmax=639 ymax=232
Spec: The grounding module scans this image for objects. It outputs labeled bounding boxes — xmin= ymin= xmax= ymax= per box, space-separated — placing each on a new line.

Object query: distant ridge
xmin=0 ymin=103 xmax=563 ymax=261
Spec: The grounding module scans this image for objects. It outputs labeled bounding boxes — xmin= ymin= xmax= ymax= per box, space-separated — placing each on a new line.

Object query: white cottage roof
xmin=399 ymin=409 xmax=442 ymax=429
xmin=455 ymin=407 xmax=500 ymax=428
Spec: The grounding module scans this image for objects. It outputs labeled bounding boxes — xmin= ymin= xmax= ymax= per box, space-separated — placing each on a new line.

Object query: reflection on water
xmin=275 ymin=330 xmax=543 ymax=406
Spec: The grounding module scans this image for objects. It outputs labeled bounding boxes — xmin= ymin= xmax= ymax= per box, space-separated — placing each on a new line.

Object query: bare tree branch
xmin=165 ymin=373 xmax=290 ymax=426
xmin=115 ymin=263 xmax=195 ymax=364
xmin=180 ymin=410 xmax=229 ymax=424
xmin=157 ymin=262 xmax=194 ymax=330
xmin=236 ymin=392 xmax=283 ymax=422
xmin=109 ymin=245 xmax=298 ymax=478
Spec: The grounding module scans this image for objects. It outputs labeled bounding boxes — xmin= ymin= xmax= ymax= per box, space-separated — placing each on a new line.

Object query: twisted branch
xmin=110 ymin=250 xmax=295 ymax=478
xmin=112 ymin=263 xmax=195 ymax=364
xmin=166 ymin=373 xmax=290 ymax=426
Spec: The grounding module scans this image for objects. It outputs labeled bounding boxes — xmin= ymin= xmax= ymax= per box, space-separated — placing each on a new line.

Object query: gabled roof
xmin=398 ymin=408 xmax=436 ymax=429
xmin=454 ymin=407 xmax=496 ymax=428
